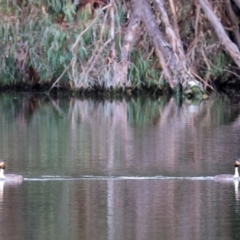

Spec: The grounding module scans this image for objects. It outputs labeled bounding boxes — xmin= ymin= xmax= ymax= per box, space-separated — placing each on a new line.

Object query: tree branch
xmin=198 ymin=0 xmax=240 ymax=69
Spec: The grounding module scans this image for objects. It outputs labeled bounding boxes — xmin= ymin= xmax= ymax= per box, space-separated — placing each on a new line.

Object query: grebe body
xmin=214 ymin=160 xmax=240 ymax=180
xmin=0 ymin=161 xmax=24 ymax=182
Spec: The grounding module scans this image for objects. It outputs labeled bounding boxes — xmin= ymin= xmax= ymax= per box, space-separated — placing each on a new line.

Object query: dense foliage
xmin=0 ymin=0 xmax=240 ymax=97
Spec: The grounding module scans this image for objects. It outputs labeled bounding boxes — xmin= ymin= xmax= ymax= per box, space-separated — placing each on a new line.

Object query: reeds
xmin=0 ymin=0 xmax=236 ymax=93
xmin=0 ymin=0 xmax=162 ymax=91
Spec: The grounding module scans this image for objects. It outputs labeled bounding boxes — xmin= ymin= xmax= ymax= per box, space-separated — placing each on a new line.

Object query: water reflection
xmin=0 ymin=181 xmax=24 ymax=240
xmin=0 ymin=181 xmax=3 ymax=202
xmin=0 ymin=94 xmax=240 ymax=239
xmin=1 ymin=94 xmax=240 ymax=178
xmin=234 ymin=180 xmax=239 ymax=201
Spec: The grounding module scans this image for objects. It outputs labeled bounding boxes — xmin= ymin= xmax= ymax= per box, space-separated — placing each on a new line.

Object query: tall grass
xmin=0 ymin=0 xmax=147 ymax=90
xmin=0 ymin=1 xmax=125 ymax=89
xmin=0 ymin=0 xmax=235 ymax=92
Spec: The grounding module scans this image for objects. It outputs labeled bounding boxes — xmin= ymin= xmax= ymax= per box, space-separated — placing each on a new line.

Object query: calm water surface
xmin=0 ymin=93 xmax=240 ymax=240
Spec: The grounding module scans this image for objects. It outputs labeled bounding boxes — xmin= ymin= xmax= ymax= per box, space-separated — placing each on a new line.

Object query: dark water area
xmin=1 ymin=93 xmax=240 ymax=240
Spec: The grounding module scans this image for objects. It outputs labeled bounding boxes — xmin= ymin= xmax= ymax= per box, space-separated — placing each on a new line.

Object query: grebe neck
xmin=234 ymin=166 xmax=239 ymax=178
xmin=0 ymin=169 xmax=5 ymax=179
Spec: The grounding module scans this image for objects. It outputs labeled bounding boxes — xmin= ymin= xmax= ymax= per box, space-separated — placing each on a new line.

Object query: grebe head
xmin=233 ymin=160 xmax=240 ymax=178
xmin=235 ymin=160 xmax=240 ymax=167
xmin=0 ymin=161 xmax=6 ymax=179
xmin=0 ymin=161 xmax=5 ymax=170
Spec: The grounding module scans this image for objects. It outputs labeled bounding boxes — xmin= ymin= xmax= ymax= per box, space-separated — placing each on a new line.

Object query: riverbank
xmin=2 ymin=1 xmax=240 ymax=99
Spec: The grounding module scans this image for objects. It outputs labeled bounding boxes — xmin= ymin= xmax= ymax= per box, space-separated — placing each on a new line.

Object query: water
xmin=0 ymin=93 xmax=240 ymax=240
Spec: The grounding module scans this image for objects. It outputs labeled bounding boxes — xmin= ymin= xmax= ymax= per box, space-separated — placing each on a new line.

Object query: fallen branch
xmin=191 ymin=70 xmax=216 ymax=92
xmin=113 ymin=7 xmax=141 ymax=87
xmin=82 ymin=38 xmax=113 ymax=81
xmin=49 ymin=60 xmax=73 ymax=92
xmin=49 ymin=3 xmax=113 ymax=91
xmin=71 ymin=3 xmax=112 ymax=52
xmin=225 ymin=0 xmax=240 ymax=49
xmin=198 ymin=0 xmax=240 ymax=69
xmin=233 ymin=0 xmax=240 ymax=9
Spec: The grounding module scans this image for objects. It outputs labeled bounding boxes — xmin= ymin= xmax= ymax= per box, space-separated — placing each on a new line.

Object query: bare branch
xmin=198 ymin=0 xmax=240 ymax=69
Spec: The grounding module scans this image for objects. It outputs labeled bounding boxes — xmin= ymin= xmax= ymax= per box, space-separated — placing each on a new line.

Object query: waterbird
xmin=0 ymin=160 xmax=24 ymax=182
xmin=214 ymin=160 xmax=239 ymax=180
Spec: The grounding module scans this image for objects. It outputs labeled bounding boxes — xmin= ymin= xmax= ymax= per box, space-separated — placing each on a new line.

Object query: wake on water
xmin=23 ymin=175 xmax=216 ymax=181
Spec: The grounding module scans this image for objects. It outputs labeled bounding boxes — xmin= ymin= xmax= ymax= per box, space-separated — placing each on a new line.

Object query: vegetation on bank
xmin=1 ymin=0 xmax=240 ymax=98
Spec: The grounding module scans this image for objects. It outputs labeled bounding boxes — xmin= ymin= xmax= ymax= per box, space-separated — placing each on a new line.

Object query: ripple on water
xmin=23 ymin=175 xmax=216 ymax=181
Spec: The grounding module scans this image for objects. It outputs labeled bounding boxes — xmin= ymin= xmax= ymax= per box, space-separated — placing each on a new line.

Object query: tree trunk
xmin=113 ymin=9 xmax=141 ymax=88
xmin=130 ymin=0 xmax=200 ymax=92
xmin=225 ymin=0 xmax=240 ymax=49
xmin=233 ymin=0 xmax=240 ymax=9
xmin=198 ymin=0 xmax=240 ymax=68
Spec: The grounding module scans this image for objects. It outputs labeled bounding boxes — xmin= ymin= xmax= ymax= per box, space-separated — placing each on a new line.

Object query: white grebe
xmin=0 ymin=161 xmax=24 ymax=182
xmin=214 ymin=160 xmax=240 ymax=180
